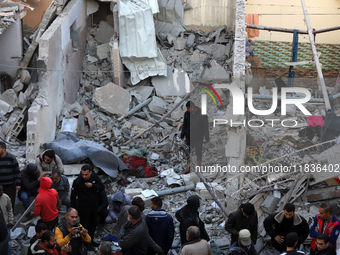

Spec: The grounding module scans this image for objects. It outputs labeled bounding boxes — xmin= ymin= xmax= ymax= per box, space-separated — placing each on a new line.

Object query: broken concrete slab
xmin=174 ymin=35 xmax=187 ymax=50
xmin=186 ymin=33 xmax=195 ymax=48
xmin=95 ymin=21 xmax=114 ymax=44
xmin=199 ymin=60 xmax=231 ymax=83
xmin=151 ymin=67 xmax=192 ymax=97
xmin=93 ymin=82 xmax=131 ymax=116
xmin=170 ymin=97 xmax=185 ymax=120
xmin=0 ymin=89 xmax=18 ymax=108
xmin=197 ymin=44 xmax=227 ymax=60
xmin=148 ymin=96 xmax=169 ymax=115
xmin=0 ymin=99 xmax=13 ymax=114
xmin=196 ymin=182 xmax=224 ymax=200
xmin=128 ymin=86 xmax=154 ymax=103
xmin=96 ymin=43 xmax=110 ymax=60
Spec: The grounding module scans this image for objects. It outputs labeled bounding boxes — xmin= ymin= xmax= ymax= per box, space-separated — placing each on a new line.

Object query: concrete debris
xmin=20 ymin=70 xmax=31 ymax=84
xmin=151 ymin=67 xmax=192 ymax=98
xmin=93 ymin=82 xmax=131 ymax=116
xmin=0 ymin=99 xmax=13 ymax=114
xmin=95 ymin=21 xmax=114 ymax=44
xmin=13 ymin=80 xmax=24 ymax=93
xmin=0 ymin=88 xmax=18 ymax=108
xmin=148 ymin=96 xmax=169 ymax=115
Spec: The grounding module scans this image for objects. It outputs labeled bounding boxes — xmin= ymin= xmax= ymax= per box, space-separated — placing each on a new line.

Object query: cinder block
xmin=261 ymin=195 xmax=279 ymax=214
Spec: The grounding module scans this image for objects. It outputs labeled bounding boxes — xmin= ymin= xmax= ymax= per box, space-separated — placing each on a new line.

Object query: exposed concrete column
xmin=224 ymin=0 xmax=247 ymax=210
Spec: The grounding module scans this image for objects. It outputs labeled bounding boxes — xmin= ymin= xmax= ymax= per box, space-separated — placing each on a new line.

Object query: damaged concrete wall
xmin=26 ymin=0 xmax=88 ymax=160
xmin=183 ymin=0 xmax=233 ymax=28
xmin=0 ymin=18 xmax=23 ymax=78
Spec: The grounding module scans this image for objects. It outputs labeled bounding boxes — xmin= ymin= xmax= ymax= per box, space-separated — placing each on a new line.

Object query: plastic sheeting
xmin=43 ymin=132 xmax=128 ymax=178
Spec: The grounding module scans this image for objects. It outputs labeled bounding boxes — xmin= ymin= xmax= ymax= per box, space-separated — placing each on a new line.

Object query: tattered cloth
xmin=122 ymin=155 xmax=158 ymax=178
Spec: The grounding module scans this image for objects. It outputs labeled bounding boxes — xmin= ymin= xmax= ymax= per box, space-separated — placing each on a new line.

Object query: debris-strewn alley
xmin=1 ymin=0 xmax=340 ymax=255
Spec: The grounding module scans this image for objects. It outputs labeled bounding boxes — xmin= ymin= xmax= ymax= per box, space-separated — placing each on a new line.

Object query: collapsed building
xmin=1 ymin=0 xmax=340 ymax=254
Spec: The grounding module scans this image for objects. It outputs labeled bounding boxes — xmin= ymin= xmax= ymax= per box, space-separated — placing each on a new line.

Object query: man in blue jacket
xmin=146 ymin=197 xmax=174 ymax=255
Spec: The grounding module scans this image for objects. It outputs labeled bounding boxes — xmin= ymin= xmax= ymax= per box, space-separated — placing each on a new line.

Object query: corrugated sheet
xmin=122 ymin=48 xmax=167 ymax=85
xmin=119 ymin=0 xmax=157 ymax=58
xmin=154 ymin=0 xmax=185 ymax=39
xmin=140 ymin=0 xmax=159 ymax=14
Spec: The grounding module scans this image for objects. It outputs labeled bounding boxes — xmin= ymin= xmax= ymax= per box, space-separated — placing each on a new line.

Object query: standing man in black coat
xmin=225 ymin=203 xmax=258 ymax=245
xmin=264 ymin=203 xmax=309 ymax=253
xmin=71 ymin=164 xmax=104 ymax=246
xmin=180 ymin=101 xmax=213 ymax=174
xmin=175 ymin=194 xmax=209 ymax=245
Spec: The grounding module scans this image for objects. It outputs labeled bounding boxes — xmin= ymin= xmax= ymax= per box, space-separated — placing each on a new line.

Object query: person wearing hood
xmin=106 ymin=190 xmax=131 ymax=224
xmin=225 ymin=203 xmax=258 ymax=245
xmin=264 ymin=203 xmax=309 ymax=253
xmin=146 ymin=196 xmax=174 ymax=255
xmin=175 ymin=194 xmax=209 ymax=245
xmin=20 ymin=163 xmax=49 ymax=212
xmin=36 ymin=149 xmax=64 ymax=174
xmin=33 ymin=177 xmax=59 ymax=230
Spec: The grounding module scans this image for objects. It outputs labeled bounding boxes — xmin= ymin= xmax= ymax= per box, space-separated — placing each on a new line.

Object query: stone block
xmin=174 ymin=36 xmax=187 ymax=50
xmin=20 ymin=70 xmax=31 ymax=84
xmin=261 ymin=195 xmax=279 ymax=214
xmin=13 ymin=80 xmax=24 ymax=93
xmin=125 ymin=188 xmax=143 ymax=198
xmin=18 ymin=92 xmax=26 ymax=109
xmin=0 ymin=89 xmax=18 ymax=108
xmin=151 ymin=67 xmax=192 ymax=97
xmin=186 ymin=33 xmax=195 ymax=48
xmin=95 ymin=21 xmax=114 ymax=44
xmin=0 ymin=100 xmax=13 ymax=114
xmin=148 ymin=96 xmax=169 ymax=115
xmin=93 ymin=82 xmax=131 ymax=116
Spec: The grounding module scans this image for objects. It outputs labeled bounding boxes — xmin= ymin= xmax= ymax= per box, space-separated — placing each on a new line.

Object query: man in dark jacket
xmin=264 ymin=203 xmax=309 ymax=253
xmin=146 ymin=197 xmax=174 ymax=255
xmin=51 ymin=168 xmax=71 ymax=209
xmin=228 ymin=229 xmax=257 ymax=255
xmin=175 ymin=194 xmax=209 ymax=245
xmin=71 ymin=164 xmax=104 ymax=242
xmin=118 ymin=205 xmax=163 ymax=255
xmin=28 ymin=230 xmax=70 ymax=255
xmin=180 ymin=101 xmax=213 ymax=174
xmin=225 ymin=203 xmax=258 ymax=245
xmin=310 ymin=203 xmax=340 ymax=253
xmin=0 ymin=141 xmax=21 ymax=212
xmin=311 ymin=233 xmax=336 ymax=255
xmin=20 ymin=163 xmax=49 ymax=211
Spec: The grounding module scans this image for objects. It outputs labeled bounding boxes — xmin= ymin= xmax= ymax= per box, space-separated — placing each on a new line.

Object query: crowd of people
xmin=0 ymin=140 xmax=339 ymax=255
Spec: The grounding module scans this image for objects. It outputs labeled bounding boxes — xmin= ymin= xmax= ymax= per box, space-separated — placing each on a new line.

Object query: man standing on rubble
xmin=225 ymin=202 xmax=258 ymax=245
xmin=264 ymin=203 xmax=309 ymax=253
xmin=146 ymin=196 xmax=174 ymax=255
xmin=176 ymin=194 xmax=209 ymax=245
xmin=310 ymin=203 xmax=340 ymax=254
xmin=71 ymin=164 xmax=104 ymax=246
xmin=180 ymin=101 xmax=213 ymax=174
xmin=0 ymin=142 xmax=21 ymax=212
